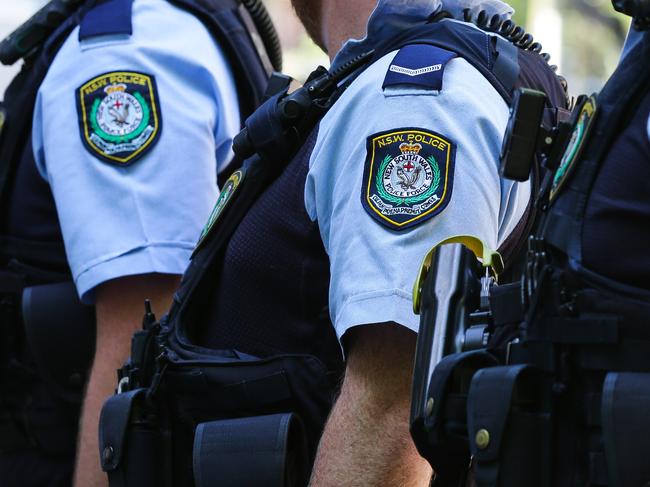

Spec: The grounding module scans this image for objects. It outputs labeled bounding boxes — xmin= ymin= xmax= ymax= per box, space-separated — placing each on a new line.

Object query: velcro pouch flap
xmin=416 ymin=350 xmax=498 ymax=484
xmin=426 ymin=350 xmax=498 ymax=432
xmin=467 ymin=365 xmax=531 ymax=486
xmin=99 ymin=389 xmax=146 ymax=472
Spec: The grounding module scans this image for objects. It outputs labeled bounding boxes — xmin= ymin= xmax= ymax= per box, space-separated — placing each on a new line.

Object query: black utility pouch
xmin=467 ymin=365 xmax=551 ymax=487
xmin=602 ymin=372 xmax=650 ymax=487
xmin=412 ymin=350 xmax=498 ymax=486
xmin=157 ymin=352 xmax=334 ymax=487
xmin=193 ymin=412 xmax=309 ymax=487
xmin=99 ymin=388 xmax=163 ymax=487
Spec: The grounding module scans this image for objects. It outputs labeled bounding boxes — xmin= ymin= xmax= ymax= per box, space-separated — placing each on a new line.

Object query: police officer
xmin=102 ymin=0 xmax=567 ymax=485
xmin=0 ymin=0 xmax=276 ymax=485
xmin=407 ymin=2 xmax=650 ymax=485
xmin=504 ymin=2 xmax=650 ymax=484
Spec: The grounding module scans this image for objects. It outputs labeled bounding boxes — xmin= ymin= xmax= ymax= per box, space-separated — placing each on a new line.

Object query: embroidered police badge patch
xmin=362 ymin=128 xmax=456 ymax=230
xmin=550 ymin=96 xmax=597 ymax=201
xmin=76 ymin=71 xmax=162 ymax=165
xmin=193 ymin=169 xmax=246 ymax=255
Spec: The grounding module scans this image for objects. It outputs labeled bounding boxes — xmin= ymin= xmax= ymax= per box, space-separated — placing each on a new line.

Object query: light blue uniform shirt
xmin=305 ymin=0 xmax=529 ymax=340
xmin=32 ymin=0 xmax=240 ymax=303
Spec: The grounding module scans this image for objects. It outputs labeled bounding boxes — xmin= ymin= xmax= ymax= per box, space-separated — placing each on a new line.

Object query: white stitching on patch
xmin=389 ymin=63 xmax=442 ymax=77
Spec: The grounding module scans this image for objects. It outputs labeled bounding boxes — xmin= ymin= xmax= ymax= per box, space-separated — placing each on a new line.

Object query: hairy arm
xmin=73 ymin=274 xmax=180 ymax=487
xmin=309 ymin=323 xmax=432 ymax=487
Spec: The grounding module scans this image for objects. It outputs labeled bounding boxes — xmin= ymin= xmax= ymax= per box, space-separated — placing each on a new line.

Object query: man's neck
xmin=322 ymin=0 xmax=377 ymax=60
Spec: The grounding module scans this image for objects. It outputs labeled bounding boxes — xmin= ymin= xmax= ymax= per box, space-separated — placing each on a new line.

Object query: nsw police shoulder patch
xmin=76 ymin=71 xmax=162 ymax=165
xmin=361 ymin=128 xmax=456 ymax=231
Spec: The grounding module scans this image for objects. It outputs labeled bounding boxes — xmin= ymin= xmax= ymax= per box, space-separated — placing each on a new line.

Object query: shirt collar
xmin=330 ymin=0 xmax=514 ymax=71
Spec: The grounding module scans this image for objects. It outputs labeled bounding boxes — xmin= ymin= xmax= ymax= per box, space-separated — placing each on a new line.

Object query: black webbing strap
xmin=489 ymin=283 xmax=524 ymax=327
xmin=534 ymin=315 xmax=619 ymax=345
xmin=492 ymin=36 xmax=520 ymax=97
xmin=167 ymin=0 xmax=268 ymax=122
xmin=0 ymin=9 xmax=85 ymax=218
xmin=578 ymin=339 xmax=650 ymax=372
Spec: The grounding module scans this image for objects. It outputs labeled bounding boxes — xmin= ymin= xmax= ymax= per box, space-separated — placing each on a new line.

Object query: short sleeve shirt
xmin=305 ymin=41 xmax=530 ymax=340
xmin=31 ymin=0 xmax=240 ymax=302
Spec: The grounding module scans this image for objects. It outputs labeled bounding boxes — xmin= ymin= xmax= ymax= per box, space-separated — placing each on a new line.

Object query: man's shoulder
xmin=49 ymin=0 xmax=216 ymax=64
xmin=325 ymin=46 xmax=506 ymax=128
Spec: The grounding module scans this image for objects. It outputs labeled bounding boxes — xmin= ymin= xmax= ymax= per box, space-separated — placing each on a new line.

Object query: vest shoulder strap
xmin=167 ymin=0 xmax=271 ymax=121
xmin=0 ymin=10 xmax=83 ymax=246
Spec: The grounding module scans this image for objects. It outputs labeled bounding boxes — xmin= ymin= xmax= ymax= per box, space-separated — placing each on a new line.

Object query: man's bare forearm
xmin=73 ymin=274 xmax=180 ymax=487
xmin=309 ymin=324 xmax=432 ymax=487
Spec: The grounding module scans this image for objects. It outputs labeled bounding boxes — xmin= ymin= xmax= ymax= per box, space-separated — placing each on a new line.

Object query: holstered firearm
xmin=410 ymin=236 xmax=503 ymax=486
xmin=409 ymin=241 xmax=556 ymax=487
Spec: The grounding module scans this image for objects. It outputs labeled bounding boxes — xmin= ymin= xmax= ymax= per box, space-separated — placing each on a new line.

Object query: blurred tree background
xmin=266 ymin=0 xmax=630 ymax=95
xmin=0 ymin=0 xmax=633 ymax=99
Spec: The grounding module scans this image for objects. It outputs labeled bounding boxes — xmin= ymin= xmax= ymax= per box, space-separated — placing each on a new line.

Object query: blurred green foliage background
xmin=0 ymin=0 xmax=633 ymax=100
xmin=266 ymin=0 xmax=631 ymax=97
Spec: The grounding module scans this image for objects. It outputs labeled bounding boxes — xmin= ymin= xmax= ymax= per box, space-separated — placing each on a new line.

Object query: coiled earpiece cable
xmin=463 ymin=9 xmax=569 ymax=97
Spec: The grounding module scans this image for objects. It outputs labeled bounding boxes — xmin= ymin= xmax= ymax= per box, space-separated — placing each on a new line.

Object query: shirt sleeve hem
xmin=334 ymin=289 xmax=420 ymax=341
xmin=75 ymin=242 xmax=194 ymax=304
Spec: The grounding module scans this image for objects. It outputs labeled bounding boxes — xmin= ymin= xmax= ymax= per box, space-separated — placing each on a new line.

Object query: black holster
xmin=0 ymin=280 xmax=94 ymax=454
xmin=22 ymin=281 xmax=95 ymax=401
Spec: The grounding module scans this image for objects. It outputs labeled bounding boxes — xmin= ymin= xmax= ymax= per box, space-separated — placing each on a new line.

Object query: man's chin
xmin=290 ymin=0 xmax=327 ymax=52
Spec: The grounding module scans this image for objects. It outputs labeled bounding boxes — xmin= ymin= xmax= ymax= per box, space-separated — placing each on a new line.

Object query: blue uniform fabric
xmin=304 ymin=0 xmax=530 ymax=341
xmin=582 ymin=64 xmax=650 ymax=289
xmin=620 ymin=24 xmax=642 ymax=62
xmin=32 ymin=0 xmax=240 ymax=303
xmin=78 ymin=0 xmax=134 ymax=40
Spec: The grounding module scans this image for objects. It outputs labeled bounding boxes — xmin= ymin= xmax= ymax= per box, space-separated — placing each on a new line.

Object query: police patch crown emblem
xmin=362 ymin=128 xmax=456 ymax=230
xmin=76 ymin=71 xmax=162 ymax=165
